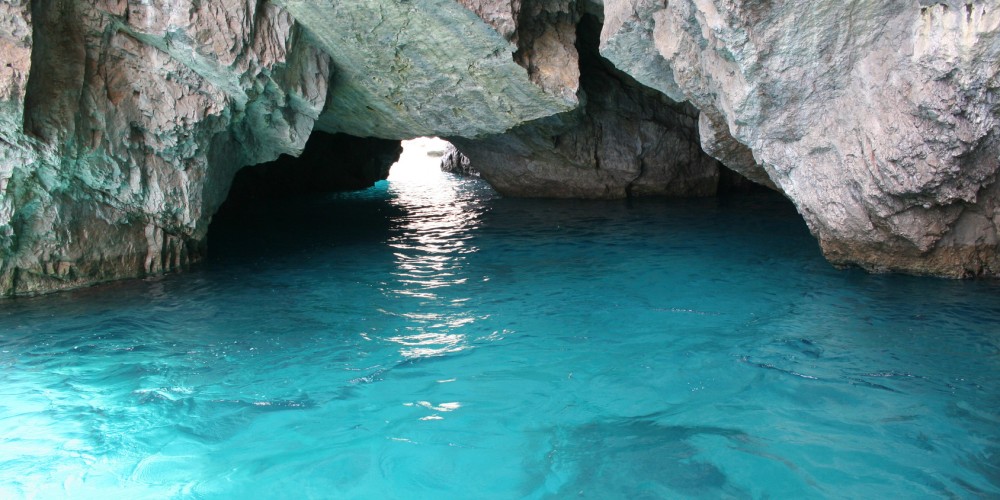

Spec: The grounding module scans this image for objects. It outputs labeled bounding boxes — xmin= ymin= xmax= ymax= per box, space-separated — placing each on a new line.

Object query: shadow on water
xmin=207 ymin=185 xmax=404 ymax=265
xmin=533 ymin=418 xmax=752 ymax=499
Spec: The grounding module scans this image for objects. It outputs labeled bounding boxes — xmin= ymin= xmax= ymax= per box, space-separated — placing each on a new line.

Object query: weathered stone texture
xmin=457 ymin=0 xmax=519 ymax=40
xmin=2 ymin=0 xmax=330 ymax=295
xmin=0 ymin=1 xmax=35 ymax=290
xmin=0 ymin=0 xmax=586 ymax=296
xmin=278 ymin=0 xmax=576 ymax=139
xmin=440 ymin=144 xmax=477 ymax=177
xmin=0 ymin=0 xmax=30 ymax=106
xmin=3 ymin=0 xmax=1000 ymax=297
xmin=601 ymin=0 xmax=1000 ymax=276
xmin=449 ymin=15 xmax=721 ymax=199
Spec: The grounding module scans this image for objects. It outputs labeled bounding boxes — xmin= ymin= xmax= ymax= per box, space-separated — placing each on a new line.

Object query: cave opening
xmin=385 ymin=137 xmax=454 ymax=183
xmin=206 ymin=131 xmax=402 ymax=262
xmin=204 ymin=133 xmax=474 ymax=265
xmin=203 ymin=9 xmax=785 ymax=272
xmin=204 ymin=11 xmax=783 ymax=268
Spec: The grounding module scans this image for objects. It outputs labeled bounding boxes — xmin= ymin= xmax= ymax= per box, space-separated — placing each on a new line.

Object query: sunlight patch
xmin=387 ymin=137 xmax=452 ymax=182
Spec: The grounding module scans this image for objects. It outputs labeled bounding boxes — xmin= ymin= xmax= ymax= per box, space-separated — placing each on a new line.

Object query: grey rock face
xmin=450 ymin=15 xmax=722 ymax=199
xmin=440 ymin=145 xmax=478 ymax=177
xmin=601 ymin=0 xmax=1000 ymax=276
xmin=278 ymin=0 xmax=576 ymax=139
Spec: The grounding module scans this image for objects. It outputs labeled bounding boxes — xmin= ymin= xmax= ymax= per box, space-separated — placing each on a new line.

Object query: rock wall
xmin=0 ymin=0 xmax=575 ymax=296
xmin=600 ymin=0 xmax=1000 ymax=276
xmin=1 ymin=0 xmax=998 ymax=296
xmin=1 ymin=0 xmax=333 ymax=295
xmin=449 ymin=14 xmax=723 ymax=198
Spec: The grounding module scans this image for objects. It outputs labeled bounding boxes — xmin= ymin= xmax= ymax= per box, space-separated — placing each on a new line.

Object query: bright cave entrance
xmin=205 ymin=133 xmax=462 ymax=264
xmin=386 ymin=137 xmax=453 ymax=183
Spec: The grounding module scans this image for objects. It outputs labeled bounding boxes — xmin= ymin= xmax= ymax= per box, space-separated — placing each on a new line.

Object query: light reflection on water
xmin=382 ymin=138 xmax=487 ymax=360
xmin=0 ymin=137 xmax=998 ymax=497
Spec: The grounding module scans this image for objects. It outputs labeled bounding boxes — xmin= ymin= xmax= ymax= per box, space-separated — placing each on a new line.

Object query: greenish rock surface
xmin=0 ymin=0 xmax=576 ymax=296
xmin=1 ymin=0 xmax=331 ymax=295
xmin=279 ymin=0 xmax=577 ymax=138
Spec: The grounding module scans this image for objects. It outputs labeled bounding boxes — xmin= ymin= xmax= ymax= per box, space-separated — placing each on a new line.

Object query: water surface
xmin=1 ymin=143 xmax=998 ymax=498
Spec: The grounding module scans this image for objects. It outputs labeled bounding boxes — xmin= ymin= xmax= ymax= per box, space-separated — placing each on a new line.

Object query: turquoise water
xmin=2 ymin=157 xmax=999 ymax=498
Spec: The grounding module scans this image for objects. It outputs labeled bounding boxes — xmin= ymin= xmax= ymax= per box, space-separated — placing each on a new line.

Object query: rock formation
xmin=0 ymin=0 xmax=573 ymax=296
xmin=448 ymin=14 xmax=723 ymax=198
xmin=279 ymin=0 xmax=576 ymax=138
xmin=440 ymin=145 xmax=478 ymax=177
xmin=1 ymin=0 xmax=332 ymax=295
xmin=0 ymin=0 xmax=998 ymax=296
xmin=600 ymin=0 xmax=1000 ymax=276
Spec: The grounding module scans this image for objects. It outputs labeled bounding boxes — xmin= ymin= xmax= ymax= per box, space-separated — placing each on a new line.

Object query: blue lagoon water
xmin=2 ymin=148 xmax=999 ymax=498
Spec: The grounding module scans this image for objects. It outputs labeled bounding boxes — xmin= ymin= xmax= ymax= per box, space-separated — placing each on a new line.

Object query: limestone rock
xmin=4 ymin=0 xmax=1000 ymax=297
xmin=0 ymin=0 xmax=585 ymax=296
xmin=440 ymin=145 xmax=478 ymax=177
xmin=0 ymin=1 xmax=30 ymax=108
xmin=277 ymin=0 xmax=577 ymax=139
xmin=456 ymin=0 xmax=519 ymax=40
xmin=2 ymin=0 xmax=330 ymax=295
xmin=449 ymin=15 xmax=721 ymax=199
xmin=601 ymin=0 xmax=1000 ymax=276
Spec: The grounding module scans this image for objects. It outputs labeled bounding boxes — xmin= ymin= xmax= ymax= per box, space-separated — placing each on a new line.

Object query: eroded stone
xmin=601 ymin=0 xmax=1000 ymax=276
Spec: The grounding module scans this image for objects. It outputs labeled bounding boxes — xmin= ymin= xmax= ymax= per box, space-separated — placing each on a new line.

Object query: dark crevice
xmin=717 ymin=165 xmax=768 ymax=195
xmin=576 ymin=13 xmax=766 ymax=196
xmin=213 ymin=131 xmax=401 ymax=218
xmin=23 ymin=0 xmax=87 ymax=142
xmin=575 ymin=13 xmax=696 ymax=120
xmin=208 ymin=131 xmax=401 ymax=252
